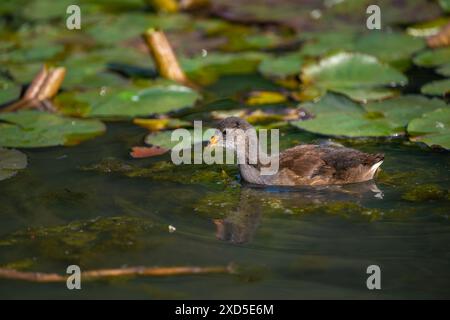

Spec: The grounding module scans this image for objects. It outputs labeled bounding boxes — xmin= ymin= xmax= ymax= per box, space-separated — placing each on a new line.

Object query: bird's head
xmin=208 ymin=117 xmax=254 ymax=151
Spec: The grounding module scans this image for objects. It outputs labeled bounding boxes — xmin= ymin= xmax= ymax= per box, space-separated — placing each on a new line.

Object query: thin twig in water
xmin=0 ymin=264 xmax=235 ymax=283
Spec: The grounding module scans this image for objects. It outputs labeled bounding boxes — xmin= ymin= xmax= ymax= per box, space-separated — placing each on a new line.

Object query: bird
xmin=208 ymin=117 xmax=384 ymax=186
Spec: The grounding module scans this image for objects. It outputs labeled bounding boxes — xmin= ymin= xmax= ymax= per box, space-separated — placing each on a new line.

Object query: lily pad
xmin=300 ymin=31 xmax=425 ymax=68
xmin=0 ymin=111 xmax=106 ymax=148
xmin=0 ymin=80 xmax=20 ymax=105
xmin=180 ymin=52 xmax=268 ymax=85
xmin=133 ymin=118 xmax=191 ymax=131
xmin=300 ymin=32 xmax=357 ymax=57
xmin=245 ymin=91 xmax=288 ymax=105
xmin=292 ymin=93 xmax=402 ymax=137
xmin=421 ymin=79 xmax=450 ymax=96
xmin=0 ymin=148 xmax=27 ymax=181
xmin=413 ymin=48 xmax=450 ymax=67
xmin=300 ymin=52 xmax=407 ymax=101
xmin=0 ymin=43 xmax=64 ymax=64
xmin=407 ymin=17 xmax=450 ymax=37
xmin=292 ymin=112 xmax=401 ymax=138
xmin=145 ymin=129 xmax=214 ymax=150
xmin=22 ymin=0 xmax=83 ymax=20
xmin=437 ymin=64 xmax=450 ymax=77
xmin=86 ymin=13 xmax=191 ymax=45
xmin=55 ymin=84 xmax=200 ymax=118
xmin=439 ymin=0 xmax=450 ymax=12
xmin=364 ymin=95 xmax=447 ymax=127
xmin=407 ymin=108 xmax=450 ymax=149
xmin=353 ymin=32 xmax=425 ymax=68
xmin=258 ymin=53 xmax=303 ymax=79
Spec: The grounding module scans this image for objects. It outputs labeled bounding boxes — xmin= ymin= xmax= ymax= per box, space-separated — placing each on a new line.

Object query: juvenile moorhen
xmin=208 ymin=117 xmax=384 ymax=186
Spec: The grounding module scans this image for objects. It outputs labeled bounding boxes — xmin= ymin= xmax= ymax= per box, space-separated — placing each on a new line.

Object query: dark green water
xmin=0 ymin=76 xmax=449 ymax=299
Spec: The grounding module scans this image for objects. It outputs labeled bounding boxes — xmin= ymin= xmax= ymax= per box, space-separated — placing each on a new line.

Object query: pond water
xmin=1 ymin=74 xmax=449 ymax=299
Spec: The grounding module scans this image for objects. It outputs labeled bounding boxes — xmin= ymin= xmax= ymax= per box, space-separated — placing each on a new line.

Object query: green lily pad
xmin=292 ymin=93 xmax=402 ymax=137
xmin=407 ymin=17 xmax=450 ymax=37
xmin=364 ymin=95 xmax=447 ymax=127
xmin=0 ymin=43 xmax=64 ymax=64
xmin=86 ymin=13 xmax=191 ymax=45
xmin=330 ymin=87 xmax=399 ymax=103
xmin=292 ymin=112 xmax=401 ymax=138
xmin=0 ymin=148 xmax=27 ymax=181
xmin=439 ymin=0 xmax=450 ymax=12
xmin=180 ymin=52 xmax=268 ymax=85
xmin=300 ymin=32 xmax=357 ymax=57
xmin=0 ymin=80 xmax=21 ymax=105
xmin=300 ymin=31 xmax=424 ymax=68
xmin=22 ymin=0 xmax=83 ymax=20
xmin=145 ymin=128 xmax=215 ymax=150
xmin=258 ymin=53 xmax=303 ymax=79
xmin=0 ymin=111 xmax=106 ymax=148
xmin=301 ymin=52 xmax=407 ymax=101
xmin=407 ymin=108 xmax=450 ymax=149
xmin=421 ymin=79 xmax=450 ymax=96
xmin=413 ymin=48 xmax=450 ymax=67
xmin=437 ymin=64 xmax=450 ymax=77
xmin=56 ymin=84 xmax=200 ymax=118
xmin=353 ymin=32 xmax=425 ymax=67
xmin=59 ymin=49 xmax=147 ymax=89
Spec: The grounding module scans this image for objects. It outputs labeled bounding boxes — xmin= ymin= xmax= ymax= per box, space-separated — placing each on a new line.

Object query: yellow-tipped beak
xmin=208 ymin=135 xmax=219 ymax=147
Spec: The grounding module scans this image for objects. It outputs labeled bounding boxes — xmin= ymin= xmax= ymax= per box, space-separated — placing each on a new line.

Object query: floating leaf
xmin=407 ymin=108 xmax=450 ymax=149
xmin=364 ymin=95 xmax=447 ymax=127
xmin=0 ymin=80 xmax=20 ymax=105
xmin=300 ymin=32 xmax=425 ymax=68
xmin=439 ymin=0 xmax=450 ymax=12
xmin=300 ymin=52 xmax=407 ymax=101
xmin=133 ymin=118 xmax=190 ymax=131
xmin=330 ymin=87 xmax=399 ymax=103
xmin=0 ymin=44 xmax=63 ymax=64
xmin=0 ymin=148 xmax=27 ymax=181
xmin=292 ymin=112 xmax=401 ymax=138
xmin=258 ymin=53 xmax=303 ymax=79
xmin=437 ymin=64 xmax=450 ymax=76
xmin=145 ymin=129 xmax=214 ymax=150
xmin=407 ymin=17 xmax=450 ymax=37
xmin=130 ymin=146 xmax=169 ymax=158
xmin=421 ymin=79 xmax=450 ymax=96
xmin=292 ymin=93 xmax=402 ymax=137
xmin=300 ymin=32 xmax=357 ymax=57
xmin=413 ymin=47 xmax=450 ymax=67
xmin=55 ymin=84 xmax=200 ymax=118
xmin=180 ymin=52 xmax=268 ymax=85
xmin=245 ymin=91 xmax=288 ymax=105
xmin=0 ymin=111 xmax=106 ymax=148
xmin=22 ymin=0 xmax=83 ymax=20
xmin=86 ymin=13 xmax=191 ymax=45
xmin=353 ymin=32 xmax=425 ymax=68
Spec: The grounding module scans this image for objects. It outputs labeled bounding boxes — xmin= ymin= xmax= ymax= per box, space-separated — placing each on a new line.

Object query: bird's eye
xmin=222 ymin=130 xmax=226 ymax=136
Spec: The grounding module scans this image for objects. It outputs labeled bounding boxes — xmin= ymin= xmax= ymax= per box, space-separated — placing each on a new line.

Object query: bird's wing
xmin=278 ymin=145 xmax=384 ymax=185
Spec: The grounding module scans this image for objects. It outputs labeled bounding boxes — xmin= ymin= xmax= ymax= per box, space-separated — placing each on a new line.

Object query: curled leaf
xmin=130 ymin=146 xmax=169 ymax=158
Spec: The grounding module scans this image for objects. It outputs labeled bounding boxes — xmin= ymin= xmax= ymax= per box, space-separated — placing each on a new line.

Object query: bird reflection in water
xmin=213 ymin=180 xmax=383 ymax=245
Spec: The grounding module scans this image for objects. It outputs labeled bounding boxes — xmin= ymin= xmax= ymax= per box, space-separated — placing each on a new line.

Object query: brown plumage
xmin=274 ymin=144 xmax=384 ymax=186
xmin=212 ymin=117 xmax=384 ymax=186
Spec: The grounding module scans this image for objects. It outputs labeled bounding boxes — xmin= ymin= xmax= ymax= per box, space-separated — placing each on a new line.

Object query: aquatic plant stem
xmin=3 ymin=64 xmax=65 ymax=112
xmin=143 ymin=29 xmax=194 ymax=87
xmin=0 ymin=264 xmax=235 ymax=282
